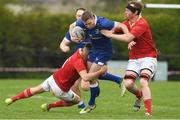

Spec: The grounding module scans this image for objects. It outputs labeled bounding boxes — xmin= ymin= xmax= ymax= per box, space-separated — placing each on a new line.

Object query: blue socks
xmin=88 ymin=82 xmax=99 ymax=106
xmin=98 ymin=72 xmax=122 ymax=84
xmin=78 ymin=100 xmax=85 ymax=108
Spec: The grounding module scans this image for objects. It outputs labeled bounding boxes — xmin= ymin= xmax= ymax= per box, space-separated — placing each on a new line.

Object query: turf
xmin=0 ymin=79 xmax=180 ymax=119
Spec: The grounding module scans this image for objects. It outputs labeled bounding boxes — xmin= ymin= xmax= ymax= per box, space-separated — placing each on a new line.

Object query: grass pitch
xmin=0 ymin=79 xmax=180 ymax=119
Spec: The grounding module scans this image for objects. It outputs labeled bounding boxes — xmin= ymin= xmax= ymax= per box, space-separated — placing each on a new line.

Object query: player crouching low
xmin=5 ymin=43 xmax=107 ymax=112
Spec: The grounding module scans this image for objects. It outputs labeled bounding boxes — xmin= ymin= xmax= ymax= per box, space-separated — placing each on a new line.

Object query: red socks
xmin=11 ymin=88 xmax=32 ymax=101
xmin=48 ymin=100 xmax=76 ymax=109
xmin=135 ymin=90 xmax=142 ymax=99
xmin=144 ymin=99 xmax=152 ymax=114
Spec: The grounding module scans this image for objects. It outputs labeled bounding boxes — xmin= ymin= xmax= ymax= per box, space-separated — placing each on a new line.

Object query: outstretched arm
xmin=101 ymin=30 xmax=135 ymax=43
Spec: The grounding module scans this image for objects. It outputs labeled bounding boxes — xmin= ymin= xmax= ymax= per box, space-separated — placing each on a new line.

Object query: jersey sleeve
xmin=100 ymin=18 xmax=115 ymax=30
xmin=114 ymin=21 xmax=128 ymax=34
xmin=114 ymin=27 xmax=123 ymax=34
xmin=64 ymin=31 xmax=71 ymax=42
xmin=73 ymin=57 xmax=87 ymax=72
xmin=130 ymin=22 xmax=147 ymax=39
xmin=75 ymin=20 xmax=85 ymax=28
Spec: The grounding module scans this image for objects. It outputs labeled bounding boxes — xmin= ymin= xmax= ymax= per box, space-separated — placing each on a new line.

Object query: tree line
xmin=0 ymin=7 xmax=179 ymax=70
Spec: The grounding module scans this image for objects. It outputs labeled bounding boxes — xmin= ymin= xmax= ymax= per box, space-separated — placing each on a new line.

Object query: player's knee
xmin=123 ymin=75 xmax=136 ymax=88
xmin=140 ymin=72 xmax=150 ymax=81
xmin=139 ymin=73 xmax=150 ymax=87
xmin=124 ymin=79 xmax=134 ymax=88
xmin=70 ymin=90 xmax=81 ymax=104
xmin=124 ymin=73 xmax=136 ymax=80
xmin=31 ymin=85 xmax=44 ymax=94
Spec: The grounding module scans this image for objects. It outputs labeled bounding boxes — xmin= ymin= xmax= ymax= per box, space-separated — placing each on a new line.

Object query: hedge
xmin=0 ymin=7 xmax=179 ymax=69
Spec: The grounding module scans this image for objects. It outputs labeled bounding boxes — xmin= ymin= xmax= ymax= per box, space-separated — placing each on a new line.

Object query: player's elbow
xmin=60 ymin=43 xmax=70 ymax=53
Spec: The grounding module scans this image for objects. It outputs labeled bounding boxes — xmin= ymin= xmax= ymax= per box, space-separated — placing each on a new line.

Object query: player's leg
xmin=123 ymin=59 xmax=143 ymax=111
xmin=99 ymin=72 xmax=122 ymax=84
xmin=80 ymin=63 xmax=101 ymax=114
xmin=5 ymin=82 xmax=45 ymax=105
xmin=70 ymin=78 xmax=85 ymax=108
xmin=41 ymin=89 xmax=82 ymax=111
xmin=79 ymin=80 xmax=98 ymax=114
xmin=97 ymin=51 xmax=123 ymax=84
xmin=123 ymin=71 xmax=143 ymax=111
xmin=124 ymin=71 xmax=142 ymax=96
xmin=139 ymin=69 xmax=152 ymax=117
xmin=139 ymin=57 xmax=157 ymax=117
xmin=80 ymin=61 xmax=92 ymax=91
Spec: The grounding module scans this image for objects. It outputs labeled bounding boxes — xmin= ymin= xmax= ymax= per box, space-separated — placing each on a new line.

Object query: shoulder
xmin=136 ymin=17 xmax=149 ymax=27
xmin=76 ymin=20 xmax=85 ymax=28
xmin=97 ymin=16 xmax=114 ymax=29
xmin=98 ymin=16 xmax=112 ymax=24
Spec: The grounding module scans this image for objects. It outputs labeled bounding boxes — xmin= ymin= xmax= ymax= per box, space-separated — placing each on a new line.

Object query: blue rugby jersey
xmin=75 ymin=15 xmax=115 ymax=51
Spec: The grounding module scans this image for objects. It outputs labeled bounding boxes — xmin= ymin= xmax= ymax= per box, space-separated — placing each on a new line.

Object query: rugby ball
xmin=71 ymin=26 xmax=85 ymax=39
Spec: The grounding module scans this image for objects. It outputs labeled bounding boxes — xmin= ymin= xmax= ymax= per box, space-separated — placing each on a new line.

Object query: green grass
xmin=0 ymin=79 xmax=180 ymax=119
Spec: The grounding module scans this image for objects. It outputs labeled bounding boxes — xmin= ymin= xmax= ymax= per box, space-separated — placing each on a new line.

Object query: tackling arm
xmin=114 ymin=22 xmax=129 ymax=34
xmin=79 ymin=66 xmax=107 ymax=82
xmin=101 ymin=30 xmax=135 ymax=43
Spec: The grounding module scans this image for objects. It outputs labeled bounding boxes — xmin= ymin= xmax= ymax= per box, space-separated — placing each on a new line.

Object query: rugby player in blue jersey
xmin=69 ymin=10 xmax=128 ymax=114
xmin=60 ymin=8 xmax=126 ymax=101
xmin=60 ymin=8 xmax=124 ymax=92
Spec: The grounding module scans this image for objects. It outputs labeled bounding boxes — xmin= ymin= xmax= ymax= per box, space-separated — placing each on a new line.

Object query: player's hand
xmin=100 ymin=65 xmax=108 ymax=74
xmin=128 ymin=41 xmax=136 ymax=50
xmin=100 ymin=30 xmax=113 ymax=38
xmin=71 ymin=36 xmax=82 ymax=43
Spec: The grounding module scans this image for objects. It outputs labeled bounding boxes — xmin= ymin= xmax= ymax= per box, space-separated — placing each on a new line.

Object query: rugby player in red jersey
xmin=5 ymin=43 xmax=107 ymax=112
xmin=101 ymin=1 xmax=157 ymax=117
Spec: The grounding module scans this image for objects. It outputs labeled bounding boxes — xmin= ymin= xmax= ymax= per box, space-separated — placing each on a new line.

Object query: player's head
xmin=124 ymin=1 xmax=144 ymax=20
xmin=81 ymin=10 xmax=95 ymax=29
xmin=75 ymin=8 xmax=86 ymax=20
xmin=80 ymin=43 xmax=92 ymax=59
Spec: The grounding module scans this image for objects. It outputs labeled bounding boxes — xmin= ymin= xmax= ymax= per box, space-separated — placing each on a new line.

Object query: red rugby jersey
xmin=124 ymin=17 xmax=157 ymax=59
xmin=53 ymin=49 xmax=86 ymax=92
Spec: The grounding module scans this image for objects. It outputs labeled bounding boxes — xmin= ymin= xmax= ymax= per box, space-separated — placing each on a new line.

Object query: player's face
xmin=76 ymin=10 xmax=84 ymax=20
xmin=124 ymin=8 xmax=135 ymax=20
xmin=83 ymin=18 xmax=95 ymax=29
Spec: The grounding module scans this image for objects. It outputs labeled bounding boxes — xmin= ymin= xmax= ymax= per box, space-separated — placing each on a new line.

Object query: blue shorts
xmin=88 ymin=49 xmax=112 ymax=65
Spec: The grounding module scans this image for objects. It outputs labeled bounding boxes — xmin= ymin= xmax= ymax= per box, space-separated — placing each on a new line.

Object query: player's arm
xmin=79 ymin=66 xmax=107 ymax=82
xmin=60 ymin=38 xmax=71 ymax=53
xmin=101 ymin=30 xmax=135 ymax=43
xmin=114 ymin=22 xmax=129 ymax=34
xmin=101 ymin=22 xmax=147 ymax=43
xmin=59 ymin=32 xmax=72 ymax=53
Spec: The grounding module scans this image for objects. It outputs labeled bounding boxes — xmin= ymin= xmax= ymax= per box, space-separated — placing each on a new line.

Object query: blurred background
xmin=0 ymin=0 xmax=179 ymax=80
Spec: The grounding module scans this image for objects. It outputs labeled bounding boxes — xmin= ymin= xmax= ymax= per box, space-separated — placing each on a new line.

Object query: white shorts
xmin=126 ymin=57 xmax=157 ymax=78
xmin=41 ymin=75 xmax=76 ymax=101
